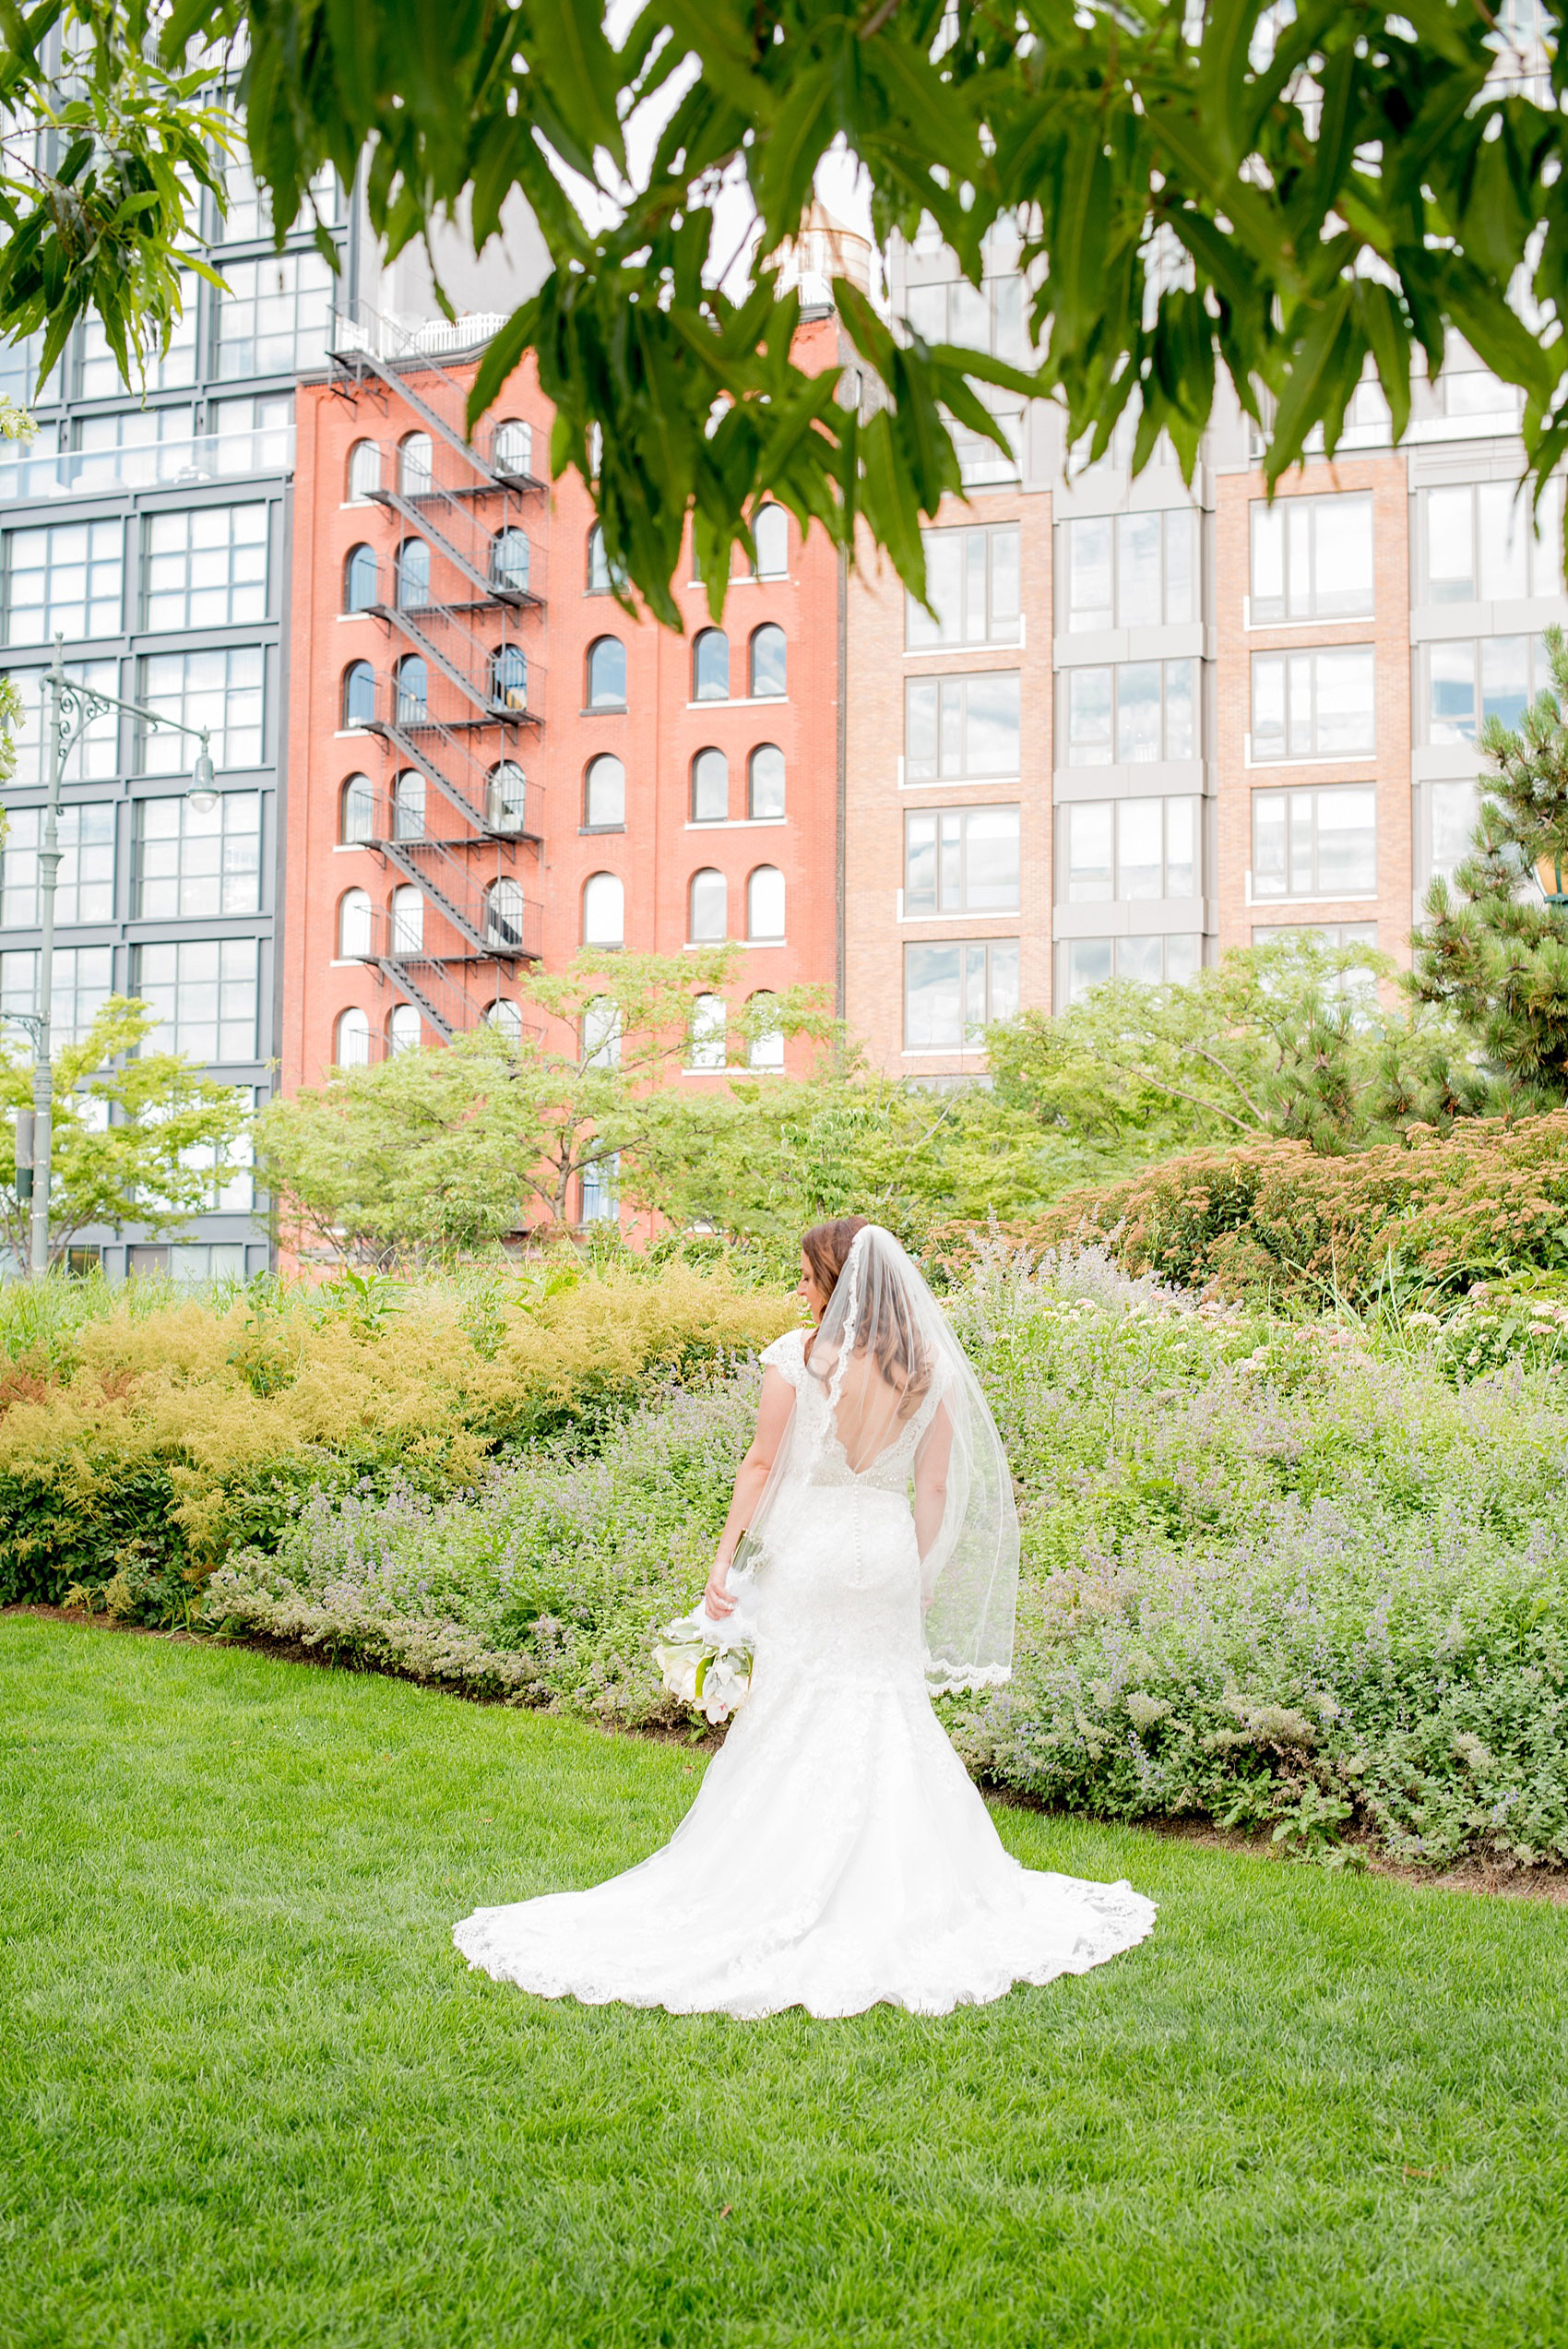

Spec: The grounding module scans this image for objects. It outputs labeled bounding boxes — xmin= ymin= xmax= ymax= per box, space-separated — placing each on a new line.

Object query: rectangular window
xmin=182 ymin=1087 xmax=255 ymax=1212
xmin=0 ymin=944 xmax=113 ymax=1046
xmin=903 ymin=938 xmax=1019 ymax=1049
xmin=1253 ymin=922 xmax=1378 ymax=949
xmin=903 ymin=805 xmax=1020 ymax=915
xmin=949 ymin=403 xmax=1024 ymax=490
xmin=907 ymin=527 xmax=1021 ymax=649
xmin=212 ymin=252 xmax=335 ymax=380
xmin=1064 ymin=507 xmax=1196 ymax=632
xmin=579 ymin=1151 xmax=620 ymax=1224
xmin=4 ymin=519 xmax=123 ymax=645
xmin=131 ymin=937 xmax=259 ymax=1063
xmin=1430 ymin=780 xmax=1479 ymax=880
xmin=78 ymin=280 xmax=196 ymax=397
xmin=1421 ymin=480 xmax=1564 ymax=605
xmin=0 ymin=328 xmax=44 ymax=411
xmin=1252 ymin=783 xmax=1377 ymax=899
xmin=142 ymin=504 xmax=268 ymax=631
xmin=0 ymin=802 xmax=116 ymax=925
xmin=135 ymin=791 xmax=262 ymax=919
xmin=1064 ymin=934 xmax=1199 ymax=1003
xmin=1250 ymin=646 xmax=1374 ymax=760
xmin=1249 ymin=492 xmax=1374 ymax=623
xmin=73 ymin=406 xmax=196 ymax=494
xmin=902 ymin=275 xmax=1026 ymax=361
xmin=211 ymin=156 xmax=339 ymax=246
xmin=1064 ymin=795 xmax=1199 ymax=903
xmin=208 ymin=394 xmax=295 ymax=477
xmin=1426 ymin=634 xmax=1551 ymax=744
xmin=0 ymin=661 xmax=119 ymax=785
xmin=905 ymin=672 xmax=1021 ymax=781
xmin=1065 ymin=660 xmax=1196 ymax=765
xmin=137 ymin=648 xmax=265 ymax=773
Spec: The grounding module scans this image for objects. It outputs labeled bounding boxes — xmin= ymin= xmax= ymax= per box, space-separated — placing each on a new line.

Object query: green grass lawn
xmin=4 ymin=1618 xmax=1567 ymax=2349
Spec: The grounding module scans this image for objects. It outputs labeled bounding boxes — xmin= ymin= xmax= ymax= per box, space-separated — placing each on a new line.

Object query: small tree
xmin=988 ymin=935 xmax=1468 ymax=1161
xmin=254 ymin=948 xmax=831 ymax=1265
xmin=1410 ymin=625 xmax=1568 ymax=1109
xmin=0 ymin=999 xmax=249 ymax=1267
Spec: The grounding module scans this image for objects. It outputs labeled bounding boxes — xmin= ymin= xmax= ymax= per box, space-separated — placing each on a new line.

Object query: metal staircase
xmin=328 ymin=300 xmax=549 ymax=1043
xmin=372 ymin=704 xmax=541 ymax=841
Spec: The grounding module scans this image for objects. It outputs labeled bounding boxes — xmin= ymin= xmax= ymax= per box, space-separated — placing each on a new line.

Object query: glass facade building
xmin=0 ymin=144 xmax=350 ymax=1279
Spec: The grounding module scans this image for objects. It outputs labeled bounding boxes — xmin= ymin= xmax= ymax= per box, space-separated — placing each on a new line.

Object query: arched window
xmin=398 ymin=432 xmax=432 ymax=495
xmin=584 ymin=753 xmax=624 ymax=829
xmin=485 ymin=998 xmax=525 ymax=1043
xmin=343 ymin=543 xmax=378 ymax=612
xmin=688 ymin=866 xmax=727 ymax=943
xmin=346 ymin=439 xmax=381 ymax=502
xmin=754 ymin=505 xmax=789 ymax=578
xmin=587 ymin=636 xmax=626 ymax=709
xmin=342 ymin=661 xmax=376 ymax=729
xmin=393 ymin=770 xmax=425 ymax=841
xmin=689 ymin=992 xmax=727 ymax=1071
xmin=747 ymin=991 xmax=785 ymax=1069
xmin=387 ymin=1002 xmax=422 ymax=1054
xmin=583 ymin=996 xmax=622 ymax=1067
xmin=585 ymin=524 xmax=625 ymax=596
xmin=485 ymin=876 xmax=528 ymax=951
xmin=396 ymin=537 xmax=430 ymax=611
xmin=691 ymin=747 xmax=728 ymax=823
xmin=339 ymin=773 xmax=374 ymax=844
xmin=492 ymin=643 xmax=528 ymax=712
xmin=693 ymin=627 xmax=729 ymax=701
xmin=492 ymin=528 xmax=529 ymax=594
xmin=390 ymin=882 xmax=422 ymax=955
xmin=492 ymin=418 xmax=532 ymax=477
xmin=334 ymin=1006 xmax=372 ymax=1067
xmin=748 ymin=743 xmax=785 ymax=819
xmin=747 ymin=864 xmax=785 ymax=941
xmin=582 ymin=871 xmax=624 ymax=948
xmin=750 ymin=624 xmax=787 ymax=698
xmin=338 ymin=887 xmax=373 ymax=959
xmin=487 ymin=760 xmax=528 ymax=834
xmin=395 ymin=655 xmax=426 ymax=723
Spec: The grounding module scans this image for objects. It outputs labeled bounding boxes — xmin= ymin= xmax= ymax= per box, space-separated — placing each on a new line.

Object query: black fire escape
xmin=327 ymin=301 xmax=547 ymax=1039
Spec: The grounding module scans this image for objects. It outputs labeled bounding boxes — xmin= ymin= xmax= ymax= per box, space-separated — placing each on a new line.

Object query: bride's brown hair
xmin=801 ymin=1217 xmax=870 ymax=1300
xmin=801 ymin=1218 xmax=932 ymax=1403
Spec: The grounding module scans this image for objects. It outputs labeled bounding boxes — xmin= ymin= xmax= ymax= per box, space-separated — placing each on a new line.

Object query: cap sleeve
xmin=759 ymin=1326 xmax=809 ymax=1387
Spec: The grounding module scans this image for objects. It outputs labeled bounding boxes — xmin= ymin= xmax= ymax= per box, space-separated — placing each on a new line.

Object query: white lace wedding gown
xmin=454 ymin=1328 xmax=1156 ymax=2018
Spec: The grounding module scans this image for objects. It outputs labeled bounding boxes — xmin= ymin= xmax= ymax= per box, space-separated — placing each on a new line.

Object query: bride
xmin=454 ymin=1219 xmax=1156 ymax=2018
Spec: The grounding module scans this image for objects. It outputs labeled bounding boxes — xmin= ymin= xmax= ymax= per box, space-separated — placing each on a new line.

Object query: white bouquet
xmin=654 ymin=1601 xmax=755 ymax=1724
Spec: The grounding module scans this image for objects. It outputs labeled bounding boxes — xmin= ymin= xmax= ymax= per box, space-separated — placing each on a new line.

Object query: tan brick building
xmin=844 ymin=226 xmax=1566 ymax=1070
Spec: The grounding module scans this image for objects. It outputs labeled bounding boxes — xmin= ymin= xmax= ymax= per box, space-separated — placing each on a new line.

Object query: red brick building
xmin=281 ymin=318 xmax=843 ymax=1187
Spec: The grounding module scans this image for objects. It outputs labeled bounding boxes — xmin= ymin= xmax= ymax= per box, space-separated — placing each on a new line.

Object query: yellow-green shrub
xmin=0 ymin=1263 xmax=793 ymax=1618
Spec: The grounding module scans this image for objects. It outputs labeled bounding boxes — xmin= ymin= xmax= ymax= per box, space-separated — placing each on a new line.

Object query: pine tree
xmin=1408 ymin=624 xmax=1568 ymax=1108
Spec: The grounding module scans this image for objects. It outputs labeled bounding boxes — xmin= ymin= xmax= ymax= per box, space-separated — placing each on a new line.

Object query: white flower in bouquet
xmin=653 ymin=1602 xmax=755 ymax=1724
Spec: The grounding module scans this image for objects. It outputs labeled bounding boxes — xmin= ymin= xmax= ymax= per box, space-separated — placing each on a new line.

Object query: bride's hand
xmin=703 ymin=1562 xmax=737 ymax=1618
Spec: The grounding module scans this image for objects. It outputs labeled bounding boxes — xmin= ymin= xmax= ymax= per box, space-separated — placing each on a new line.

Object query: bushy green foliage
xmin=1411 ymin=625 xmax=1568 ymax=1106
xmin=1027 ymin=1109 xmax=1568 ymax=1308
xmin=990 ymin=934 xmax=1482 ymax=1158
xmin=208 ymin=1246 xmax=1568 ymax=1867
xmin=0 ymin=996 xmax=245 ymax=1265
xmin=0 ymin=1258 xmax=792 ymax=1619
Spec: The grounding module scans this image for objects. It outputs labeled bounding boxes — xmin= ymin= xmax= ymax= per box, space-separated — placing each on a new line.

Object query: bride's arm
xmin=703 ymin=1366 xmax=796 ymax=1618
xmin=913 ymin=1402 xmax=955 ymax=1591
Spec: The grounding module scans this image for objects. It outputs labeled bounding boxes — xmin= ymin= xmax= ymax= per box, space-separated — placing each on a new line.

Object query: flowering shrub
xmin=207 ymin=1244 xmax=1568 ymax=1868
xmin=1027 ymin=1109 xmax=1568 ymax=1307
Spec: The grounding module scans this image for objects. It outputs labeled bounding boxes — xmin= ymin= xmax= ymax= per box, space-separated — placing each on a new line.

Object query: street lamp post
xmin=9 ymin=633 xmax=217 ymax=1278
